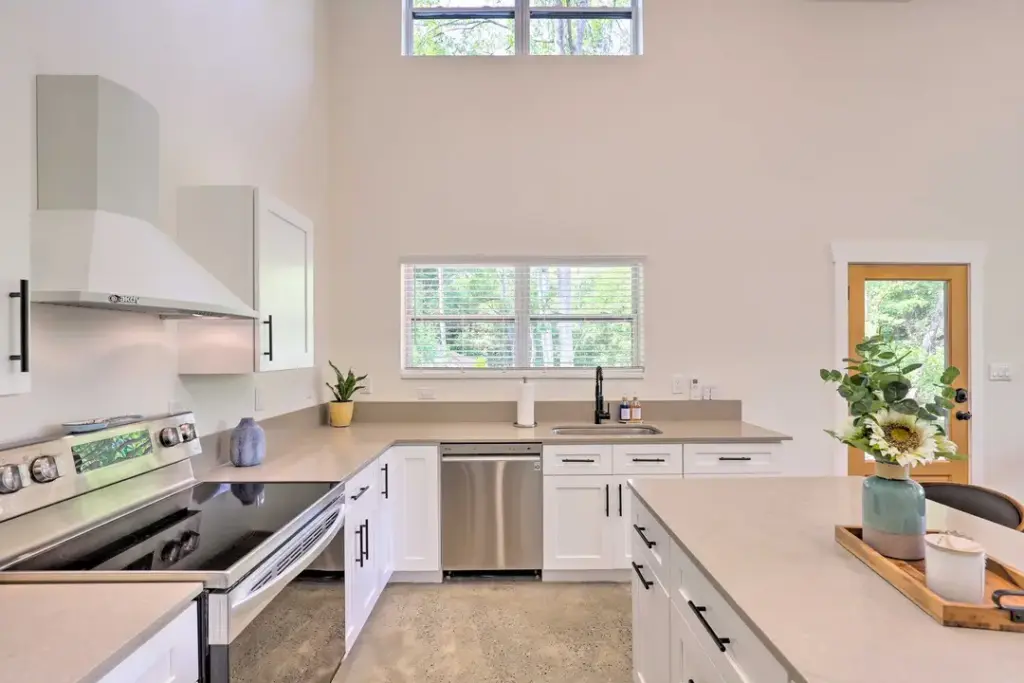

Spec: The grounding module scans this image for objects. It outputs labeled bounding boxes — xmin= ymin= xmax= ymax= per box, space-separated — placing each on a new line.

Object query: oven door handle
xmin=229 ymin=500 xmax=345 ymax=611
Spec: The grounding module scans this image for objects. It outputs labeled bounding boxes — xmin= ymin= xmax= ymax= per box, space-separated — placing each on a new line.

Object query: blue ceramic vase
xmin=862 ymin=462 xmax=925 ymax=560
xmin=230 ymin=417 xmax=266 ymax=468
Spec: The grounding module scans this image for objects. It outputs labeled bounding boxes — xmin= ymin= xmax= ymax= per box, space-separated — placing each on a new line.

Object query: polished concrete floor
xmin=335 ymin=582 xmax=632 ymax=683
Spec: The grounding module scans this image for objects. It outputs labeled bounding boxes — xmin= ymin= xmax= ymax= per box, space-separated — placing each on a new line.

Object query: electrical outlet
xmin=672 ymin=375 xmax=687 ymax=395
xmin=989 ymin=363 xmax=1013 ymax=382
xmin=417 ymin=387 xmax=436 ymax=401
xmin=254 ymin=387 xmax=263 ymax=412
xmin=362 ymin=377 xmax=373 ymax=395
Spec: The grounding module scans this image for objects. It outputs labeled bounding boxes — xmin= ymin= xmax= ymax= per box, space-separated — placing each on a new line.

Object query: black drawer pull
xmin=350 ymin=485 xmax=370 ymax=501
xmin=718 ymin=456 xmax=752 ymax=462
xmin=8 ymin=279 xmax=28 ymax=372
xmin=687 ymin=600 xmax=731 ymax=652
xmin=562 ymin=458 xmax=595 ymax=463
xmin=631 ymin=562 xmax=652 ymax=590
xmin=633 ymin=524 xmax=656 ymax=548
xmin=632 ymin=457 xmax=666 ymax=463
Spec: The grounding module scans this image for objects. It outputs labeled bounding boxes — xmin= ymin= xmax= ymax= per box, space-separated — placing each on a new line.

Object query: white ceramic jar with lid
xmin=925 ymin=532 xmax=987 ymax=604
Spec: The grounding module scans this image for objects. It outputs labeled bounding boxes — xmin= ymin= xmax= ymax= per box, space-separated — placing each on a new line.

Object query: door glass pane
xmin=864 ymin=280 xmax=949 ymax=437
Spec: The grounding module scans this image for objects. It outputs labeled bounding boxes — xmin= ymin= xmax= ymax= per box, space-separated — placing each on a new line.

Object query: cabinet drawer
xmin=670 ymin=542 xmax=787 ymax=683
xmin=346 ymin=462 xmax=378 ymax=507
xmin=543 ymin=445 xmax=613 ymax=475
xmin=630 ymin=495 xmax=671 ymax=583
xmin=682 ymin=443 xmax=782 ymax=477
xmin=613 ymin=444 xmax=683 ymax=475
xmin=99 ymin=602 xmax=198 ymax=683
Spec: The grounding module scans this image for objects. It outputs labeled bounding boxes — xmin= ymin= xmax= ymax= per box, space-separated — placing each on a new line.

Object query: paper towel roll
xmin=516 ymin=379 xmax=536 ymax=427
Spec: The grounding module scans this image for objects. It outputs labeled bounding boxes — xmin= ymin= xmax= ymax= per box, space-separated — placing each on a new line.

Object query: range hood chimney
xmin=31 ymin=75 xmax=257 ymax=319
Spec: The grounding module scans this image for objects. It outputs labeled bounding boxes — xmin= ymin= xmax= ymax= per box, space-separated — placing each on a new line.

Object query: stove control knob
xmin=180 ymin=531 xmax=200 ymax=556
xmin=0 ymin=465 xmax=23 ymax=494
xmin=160 ymin=541 xmax=181 ymax=564
xmin=159 ymin=427 xmax=181 ymax=447
xmin=179 ymin=423 xmax=196 ymax=443
xmin=30 ymin=456 xmax=59 ymax=483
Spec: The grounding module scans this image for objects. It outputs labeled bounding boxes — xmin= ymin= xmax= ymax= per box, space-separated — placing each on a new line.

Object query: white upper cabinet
xmin=177 ymin=186 xmax=314 ymax=374
xmin=0 ymin=45 xmax=31 ymax=396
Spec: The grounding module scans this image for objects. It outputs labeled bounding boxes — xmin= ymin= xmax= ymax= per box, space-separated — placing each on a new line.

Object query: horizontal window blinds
xmin=402 ymin=262 xmax=643 ymax=371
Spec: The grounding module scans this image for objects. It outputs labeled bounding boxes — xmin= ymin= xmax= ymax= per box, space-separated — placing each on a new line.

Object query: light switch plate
xmin=417 ymin=387 xmax=436 ymax=400
xmin=989 ymin=363 xmax=1012 ymax=382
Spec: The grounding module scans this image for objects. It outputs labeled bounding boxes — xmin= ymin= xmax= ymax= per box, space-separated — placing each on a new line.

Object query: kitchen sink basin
xmin=550 ymin=424 xmax=663 ymax=436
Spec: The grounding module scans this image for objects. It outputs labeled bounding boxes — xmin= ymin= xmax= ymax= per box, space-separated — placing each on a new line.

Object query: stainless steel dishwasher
xmin=441 ymin=442 xmax=543 ymax=573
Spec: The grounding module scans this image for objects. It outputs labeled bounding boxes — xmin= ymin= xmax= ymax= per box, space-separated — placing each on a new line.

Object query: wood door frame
xmin=831 ymin=242 xmax=987 ymax=483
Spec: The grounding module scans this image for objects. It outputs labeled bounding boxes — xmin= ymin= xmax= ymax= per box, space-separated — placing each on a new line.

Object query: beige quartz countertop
xmin=0 ymin=582 xmax=202 ymax=683
xmin=630 ymin=476 xmax=1024 ymax=683
xmin=203 ymin=419 xmax=789 ymax=484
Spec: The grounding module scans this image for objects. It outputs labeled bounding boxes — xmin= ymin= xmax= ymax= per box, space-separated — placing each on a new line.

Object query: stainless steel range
xmin=0 ymin=414 xmax=345 ymax=683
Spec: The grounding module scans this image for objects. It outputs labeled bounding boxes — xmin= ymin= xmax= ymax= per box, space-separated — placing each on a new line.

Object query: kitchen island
xmin=628 ymin=476 xmax=1024 ymax=683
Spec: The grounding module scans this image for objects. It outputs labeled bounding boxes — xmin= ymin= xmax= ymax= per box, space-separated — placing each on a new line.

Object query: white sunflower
xmin=935 ymin=434 xmax=958 ymax=457
xmin=838 ymin=415 xmax=862 ymax=441
xmin=867 ymin=409 xmax=939 ymax=467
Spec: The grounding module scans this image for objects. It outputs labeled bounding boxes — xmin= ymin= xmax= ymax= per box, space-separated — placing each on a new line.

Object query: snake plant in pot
xmin=326 ymin=362 xmax=367 ymax=428
xmin=821 ymin=334 xmax=964 ymax=560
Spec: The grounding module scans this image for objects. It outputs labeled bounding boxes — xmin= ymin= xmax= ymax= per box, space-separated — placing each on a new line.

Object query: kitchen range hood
xmin=31 ymin=74 xmax=256 ymax=320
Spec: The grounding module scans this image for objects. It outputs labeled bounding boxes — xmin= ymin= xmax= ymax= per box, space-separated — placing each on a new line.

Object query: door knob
xmin=954 ymin=388 xmax=969 ymax=404
xmin=955 ymin=410 xmax=972 ymax=421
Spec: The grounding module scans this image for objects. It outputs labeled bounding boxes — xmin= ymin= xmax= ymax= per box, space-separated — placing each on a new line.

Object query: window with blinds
xmin=402 ymin=260 xmax=643 ymax=373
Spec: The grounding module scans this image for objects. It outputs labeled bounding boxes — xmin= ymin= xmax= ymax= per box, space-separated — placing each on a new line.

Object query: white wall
xmin=328 ymin=1 xmax=1024 ymax=488
xmin=0 ymin=0 xmax=331 ymax=440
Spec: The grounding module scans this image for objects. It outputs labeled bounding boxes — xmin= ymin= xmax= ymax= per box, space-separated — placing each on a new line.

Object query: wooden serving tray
xmin=836 ymin=525 xmax=1024 ymax=632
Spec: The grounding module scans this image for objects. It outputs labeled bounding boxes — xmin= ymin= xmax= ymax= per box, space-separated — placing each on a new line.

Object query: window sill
xmin=400 ymin=368 xmax=645 ymax=380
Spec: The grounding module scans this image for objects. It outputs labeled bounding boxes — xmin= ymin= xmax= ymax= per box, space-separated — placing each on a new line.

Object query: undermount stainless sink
xmin=551 ymin=424 xmax=663 ymax=436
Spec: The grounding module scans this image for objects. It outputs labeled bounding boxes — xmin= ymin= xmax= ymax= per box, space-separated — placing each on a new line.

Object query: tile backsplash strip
xmin=353 ymin=400 xmax=741 ymax=424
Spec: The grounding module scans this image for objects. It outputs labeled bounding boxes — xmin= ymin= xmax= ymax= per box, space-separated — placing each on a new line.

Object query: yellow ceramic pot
xmin=329 ymin=401 xmax=354 ymax=427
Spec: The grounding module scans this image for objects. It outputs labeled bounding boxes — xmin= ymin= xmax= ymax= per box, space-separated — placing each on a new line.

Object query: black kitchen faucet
xmin=595 ymin=366 xmax=611 ymax=424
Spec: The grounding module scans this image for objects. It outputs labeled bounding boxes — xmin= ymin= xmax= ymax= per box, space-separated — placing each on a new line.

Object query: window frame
xmin=401 ymin=257 xmax=645 ymax=379
xmin=403 ymin=0 xmax=643 ymax=57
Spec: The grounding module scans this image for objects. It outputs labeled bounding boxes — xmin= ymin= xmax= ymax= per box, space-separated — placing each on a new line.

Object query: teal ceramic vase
xmin=862 ymin=462 xmax=925 ymax=560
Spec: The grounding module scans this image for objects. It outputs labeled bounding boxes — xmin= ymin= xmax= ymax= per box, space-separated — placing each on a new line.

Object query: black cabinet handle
xmin=562 ymin=458 xmax=595 ymax=463
xmin=8 ymin=279 xmax=28 ymax=372
xmin=262 ymin=315 xmax=274 ymax=361
xmin=631 ymin=562 xmax=653 ymax=590
xmin=350 ymin=485 xmax=369 ymax=501
xmin=633 ymin=524 xmax=656 ymax=548
xmin=381 ymin=463 xmax=389 ymax=499
xmin=632 ymin=457 xmax=666 ymax=463
xmin=363 ymin=519 xmax=370 ymax=561
xmin=618 ymin=484 xmax=623 ymax=517
xmin=605 ymin=484 xmax=609 ymax=517
xmin=718 ymin=456 xmax=752 ymax=462
xmin=355 ymin=525 xmax=364 ymax=568
xmin=687 ymin=600 xmax=730 ymax=652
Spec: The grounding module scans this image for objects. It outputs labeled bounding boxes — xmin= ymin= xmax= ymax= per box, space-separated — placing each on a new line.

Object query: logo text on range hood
xmin=31 ymin=74 xmax=257 ymax=320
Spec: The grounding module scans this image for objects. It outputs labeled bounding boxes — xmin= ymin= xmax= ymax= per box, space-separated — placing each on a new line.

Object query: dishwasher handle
xmin=442 ymin=455 xmax=541 ymax=463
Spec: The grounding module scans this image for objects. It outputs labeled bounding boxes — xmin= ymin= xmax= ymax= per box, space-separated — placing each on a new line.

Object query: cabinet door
xmin=671 ymin=603 xmax=725 ymax=683
xmin=616 ymin=475 xmax=681 ymax=570
xmin=98 ymin=603 xmax=199 ymax=683
xmin=256 ymin=193 xmax=313 ymax=372
xmin=632 ymin=544 xmax=671 ymax=683
xmin=543 ymin=475 xmax=616 ymax=571
xmin=344 ymin=500 xmax=368 ymax=651
xmin=0 ymin=45 xmax=31 ymax=397
xmin=391 ymin=446 xmax=440 ymax=572
xmin=377 ymin=450 xmax=395 ymax=588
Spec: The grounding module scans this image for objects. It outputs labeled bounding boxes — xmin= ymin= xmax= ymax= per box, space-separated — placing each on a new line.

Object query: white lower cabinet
xmin=99 ymin=602 xmax=199 ymax=683
xmin=345 ymin=466 xmax=379 ymax=651
xmin=543 ymin=474 xmax=618 ymax=571
xmin=632 ymin=491 xmax=789 ymax=683
xmin=671 ymin=603 xmax=725 ymax=683
xmin=390 ymin=445 xmax=440 ymax=572
xmin=632 ymin=537 xmax=671 ymax=683
xmin=377 ymin=448 xmax=395 ymax=591
xmin=618 ymin=474 xmax=680 ymax=570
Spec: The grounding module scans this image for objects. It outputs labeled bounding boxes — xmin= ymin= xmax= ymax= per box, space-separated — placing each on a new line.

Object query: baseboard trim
xmin=542 ymin=569 xmax=630 ymax=583
xmin=391 ymin=570 xmax=444 ymax=584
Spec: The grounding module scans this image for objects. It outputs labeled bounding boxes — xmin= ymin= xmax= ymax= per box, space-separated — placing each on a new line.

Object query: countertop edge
xmin=627 ymin=481 xmax=809 ymax=683
xmin=78 ymin=583 xmax=204 ymax=683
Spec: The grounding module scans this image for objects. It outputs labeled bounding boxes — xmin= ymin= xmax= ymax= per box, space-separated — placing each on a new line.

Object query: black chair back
xmin=922 ymin=482 xmax=1024 ymax=531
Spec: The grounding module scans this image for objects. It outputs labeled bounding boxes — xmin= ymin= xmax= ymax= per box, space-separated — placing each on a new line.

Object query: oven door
xmin=207 ymin=495 xmax=346 ymax=683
